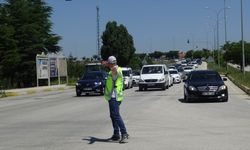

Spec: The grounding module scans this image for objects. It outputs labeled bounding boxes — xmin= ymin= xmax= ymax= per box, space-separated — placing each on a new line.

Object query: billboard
xmin=37 ymin=58 xmax=49 ymax=79
xmin=50 ymin=58 xmax=58 ymax=77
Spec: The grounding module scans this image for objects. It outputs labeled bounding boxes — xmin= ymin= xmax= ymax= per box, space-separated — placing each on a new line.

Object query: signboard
xmin=36 ymin=53 xmax=68 ymax=86
xmin=50 ymin=58 xmax=58 ymax=77
xmin=58 ymin=58 xmax=67 ymax=77
xmin=37 ymin=58 xmax=49 ymax=79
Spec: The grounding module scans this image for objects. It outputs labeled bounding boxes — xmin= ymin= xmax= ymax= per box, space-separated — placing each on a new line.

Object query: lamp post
xmin=224 ymin=0 xmax=228 ymax=43
xmin=241 ymin=0 xmax=245 ymax=75
xmin=206 ymin=6 xmax=230 ymax=68
xmin=216 ymin=8 xmax=224 ymax=68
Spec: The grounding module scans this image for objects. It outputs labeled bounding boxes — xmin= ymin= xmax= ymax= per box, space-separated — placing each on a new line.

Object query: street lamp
xmin=205 ymin=6 xmax=230 ymax=68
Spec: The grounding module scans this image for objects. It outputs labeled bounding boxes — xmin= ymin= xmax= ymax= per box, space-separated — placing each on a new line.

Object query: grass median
xmin=208 ymin=62 xmax=250 ymax=94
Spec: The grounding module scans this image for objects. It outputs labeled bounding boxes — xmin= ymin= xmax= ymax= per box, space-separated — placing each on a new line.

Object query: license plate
xmin=148 ymin=83 xmax=155 ymax=86
xmin=83 ymin=88 xmax=92 ymax=91
xmin=202 ymin=92 xmax=215 ymax=96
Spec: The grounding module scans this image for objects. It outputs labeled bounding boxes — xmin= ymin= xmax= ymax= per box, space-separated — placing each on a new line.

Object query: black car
xmin=183 ymin=70 xmax=228 ymax=102
xmin=75 ymin=71 xmax=107 ymax=96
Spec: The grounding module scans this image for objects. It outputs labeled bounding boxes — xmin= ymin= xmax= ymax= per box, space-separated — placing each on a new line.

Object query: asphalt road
xmin=1 ymin=63 xmax=250 ymax=150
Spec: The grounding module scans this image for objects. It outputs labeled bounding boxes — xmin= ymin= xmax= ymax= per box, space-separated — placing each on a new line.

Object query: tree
xmin=129 ymin=54 xmax=143 ymax=70
xmin=148 ymin=51 xmax=164 ymax=59
xmin=223 ymin=41 xmax=250 ymax=69
xmin=101 ymin=21 xmax=136 ymax=67
xmin=165 ymin=51 xmax=179 ymax=59
xmin=0 ymin=0 xmax=61 ymax=88
xmin=185 ymin=50 xmax=194 ymax=58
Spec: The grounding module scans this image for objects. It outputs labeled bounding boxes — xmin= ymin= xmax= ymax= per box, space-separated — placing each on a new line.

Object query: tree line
xmin=0 ymin=0 xmax=61 ymax=88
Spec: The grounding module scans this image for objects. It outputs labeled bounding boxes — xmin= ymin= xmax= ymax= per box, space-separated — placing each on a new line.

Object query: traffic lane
xmin=0 ymin=81 xmax=250 ymax=150
xmin=0 ymin=90 xmax=111 ymax=150
xmin=122 ymin=82 xmax=250 ymax=150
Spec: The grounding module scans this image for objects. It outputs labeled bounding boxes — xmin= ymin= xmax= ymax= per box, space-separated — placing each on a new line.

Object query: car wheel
xmin=162 ymin=84 xmax=166 ymax=90
xmin=76 ymin=92 xmax=81 ymax=97
xmin=184 ymin=93 xmax=190 ymax=103
xmin=221 ymin=97 xmax=228 ymax=102
xmin=139 ymin=86 xmax=143 ymax=91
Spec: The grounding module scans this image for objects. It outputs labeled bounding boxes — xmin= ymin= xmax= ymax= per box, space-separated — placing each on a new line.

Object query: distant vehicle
xmin=168 ymin=66 xmax=176 ymax=70
xmin=197 ymin=59 xmax=202 ymax=65
xmin=122 ymin=67 xmax=133 ymax=89
xmin=139 ymin=64 xmax=169 ymax=91
xmin=169 ymin=69 xmax=181 ymax=83
xmin=132 ymin=70 xmax=140 ymax=86
xmin=85 ymin=63 xmax=106 ymax=72
xmin=191 ymin=61 xmax=198 ymax=68
xmin=183 ymin=70 xmax=228 ymax=102
xmin=183 ymin=66 xmax=194 ymax=78
xmin=183 ymin=66 xmax=193 ymax=73
xmin=168 ymin=70 xmax=174 ymax=87
xmin=75 ymin=71 xmax=107 ymax=96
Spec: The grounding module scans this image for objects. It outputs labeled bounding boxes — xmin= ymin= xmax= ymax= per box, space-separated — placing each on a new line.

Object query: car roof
xmin=121 ymin=67 xmax=132 ymax=70
xmin=143 ymin=64 xmax=166 ymax=67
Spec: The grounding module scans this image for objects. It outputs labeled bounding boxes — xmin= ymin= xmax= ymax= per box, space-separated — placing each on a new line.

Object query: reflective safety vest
xmin=104 ymin=67 xmax=124 ymax=101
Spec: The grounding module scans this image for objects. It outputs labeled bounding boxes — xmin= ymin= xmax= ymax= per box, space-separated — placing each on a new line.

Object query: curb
xmin=2 ymin=85 xmax=74 ymax=98
xmin=226 ymin=75 xmax=250 ymax=96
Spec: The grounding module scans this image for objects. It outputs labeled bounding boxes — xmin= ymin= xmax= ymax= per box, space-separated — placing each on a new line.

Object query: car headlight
xmin=218 ymin=85 xmax=227 ymax=91
xmin=76 ymin=83 xmax=81 ymax=86
xmin=158 ymin=78 xmax=165 ymax=82
xmin=94 ymin=82 xmax=102 ymax=86
xmin=188 ymin=86 xmax=197 ymax=91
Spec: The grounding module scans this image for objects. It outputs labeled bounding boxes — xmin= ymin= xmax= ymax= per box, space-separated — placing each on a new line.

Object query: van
xmin=139 ymin=64 xmax=170 ymax=91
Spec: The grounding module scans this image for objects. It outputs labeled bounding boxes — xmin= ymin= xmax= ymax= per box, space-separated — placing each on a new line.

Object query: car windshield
xmin=122 ymin=71 xmax=130 ymax=76
xmin=190 ymin=73 xmax=221 ymax=82
xmin=169 ymin=70 xmax=178 ymax=74
xmin=142 ymin=66 xmax=163 ymax=74
xmin=132 ymin=71 xmax=140 ymax=76
xmin=82 ymin=73 xmax=103 ymax=80
xmin=184 ymin=67 xmax=193 ymax=70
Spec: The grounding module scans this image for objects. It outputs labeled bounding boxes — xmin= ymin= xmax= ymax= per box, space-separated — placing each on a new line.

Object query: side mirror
xmin=223 ymin=77 xmax=227 ymax=81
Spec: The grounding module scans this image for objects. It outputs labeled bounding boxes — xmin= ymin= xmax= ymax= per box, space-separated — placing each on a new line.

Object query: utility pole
xmin=241 ymin=0 xmax=245 ymax=75
xmin=224 ymin=0 xmax=228 ymax=43
xmin=96 ymin=5 xmax=100 ymax=56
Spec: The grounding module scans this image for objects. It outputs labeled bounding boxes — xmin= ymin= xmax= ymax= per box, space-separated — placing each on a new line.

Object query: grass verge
xmin=208 ymin=62 xmax=250 ymax=95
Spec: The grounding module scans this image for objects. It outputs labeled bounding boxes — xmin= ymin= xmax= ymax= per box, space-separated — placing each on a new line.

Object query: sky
xmin=46 ymin=0 xmax=250 ymax=58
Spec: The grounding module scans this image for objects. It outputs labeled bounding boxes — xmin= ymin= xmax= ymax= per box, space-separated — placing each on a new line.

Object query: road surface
xmin=0 ymin=62 xmax=250 ymax=150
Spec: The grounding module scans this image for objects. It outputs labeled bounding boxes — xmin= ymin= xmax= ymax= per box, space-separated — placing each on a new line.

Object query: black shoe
xmin=119 ymin=134 xmax=129 ymax=143
xmin=110 ymin=135 xmax=120 ymax=141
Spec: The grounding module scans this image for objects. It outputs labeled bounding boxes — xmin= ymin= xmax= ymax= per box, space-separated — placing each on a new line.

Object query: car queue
xmin=75 ymin=59 xmax=194 ymax=96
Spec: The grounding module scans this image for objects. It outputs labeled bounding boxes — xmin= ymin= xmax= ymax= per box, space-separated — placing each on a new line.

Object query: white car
xmin=139 ymin=64 xmax=170 ymax=91
xmin=132 ymin=70 xmax=140 ymax=86
xmin=191 ymin=61 xmax=198 ymax=68
xmin=169 ymin=69 xmax=181 ymax=83
xmin=183 ymin=66 xmax=194 ymax=78
xmin=122 ymin=67 xmax=133 ymax=89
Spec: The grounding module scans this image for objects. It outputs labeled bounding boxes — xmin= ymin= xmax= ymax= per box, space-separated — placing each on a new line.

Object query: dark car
xmin=183 ymin=70 xmax=228 ymax=102
xmin=75 ymin=71 xmax=107 ymax=96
